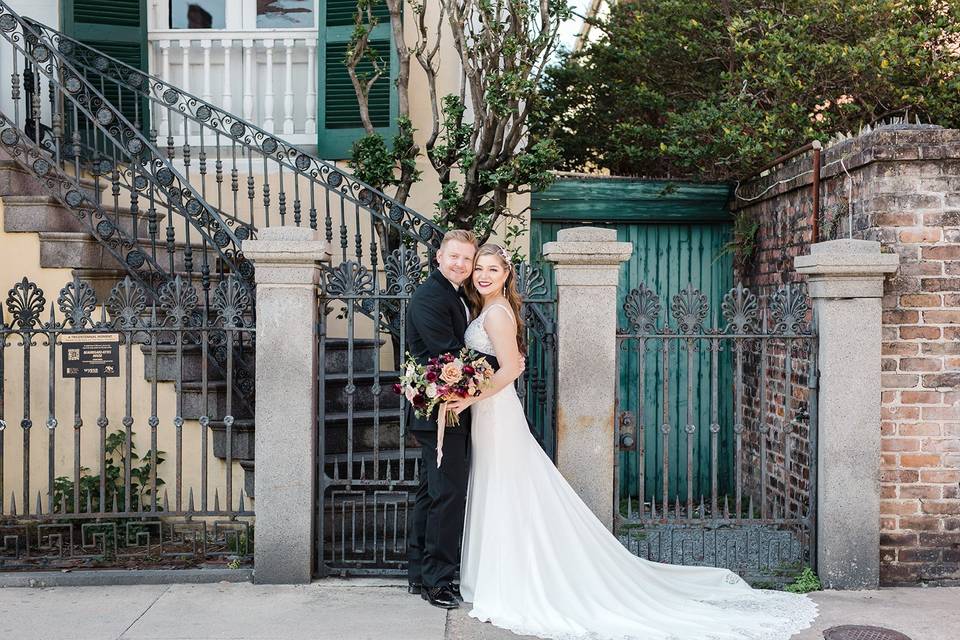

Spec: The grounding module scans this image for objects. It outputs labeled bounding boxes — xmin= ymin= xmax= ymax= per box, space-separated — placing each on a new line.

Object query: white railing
xmin=148 ymin=29 xmax=318 ymax=146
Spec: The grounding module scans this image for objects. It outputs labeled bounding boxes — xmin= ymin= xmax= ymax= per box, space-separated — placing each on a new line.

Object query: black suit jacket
xmin=405 ymin=269 xmax=471 ymax=433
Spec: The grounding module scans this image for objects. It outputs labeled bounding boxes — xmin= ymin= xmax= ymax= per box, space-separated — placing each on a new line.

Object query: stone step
xmin=178 ymin=380 xmax=253 ymax=422
xmin=324 ymin=338 xmax=386 ymax=374
xmin=78 ymin=271 xmax=236 ymax=315
xmin=75 ymin=268 xmax=230 ymax=309
xmin=142 ymin=343 xmax=229 ymax=383
xmin=240 ymin=460 xmax=255 ymax=499
xmin=208 ymin=408 xmax=411 ymax=463
xmin=210 ymin=418 xmax=256 ymax=460
xmin=324 ymin=370 xmax=402 ymax=413
xmin=323 ymin=409 xmax=408 ymax=455
xmin=0 ymin=157 xmax=100 ymax=198
xmin=40 ymin=231 xmax=221 ymax=274
xmin=2 ymin=193 xmax=163 ymax=238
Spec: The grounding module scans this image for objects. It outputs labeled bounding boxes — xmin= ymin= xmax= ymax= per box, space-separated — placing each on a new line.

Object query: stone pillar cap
xmin=556 ymin=226 xmax=617 ymax=242
xmin=795 ymin=239 xmax=899 ymax=275
xmin=543 ymin=226 xmax=632 ymax=265
xmin=243 ymin=226 xmax=330 ymax=264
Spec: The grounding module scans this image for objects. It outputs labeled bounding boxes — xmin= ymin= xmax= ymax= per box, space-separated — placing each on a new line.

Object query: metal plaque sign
xmin=61 ymin=333 xmax=120 ymax=378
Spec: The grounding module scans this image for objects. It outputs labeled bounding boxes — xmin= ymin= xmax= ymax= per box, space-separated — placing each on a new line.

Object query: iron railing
xmin=23 ymin=13 xmax=445 ymax=269
xmin=0 ymin=3 xmax=252 ymax=287
xmin=0 ymin=274 xmax=254 ymax=569
xmin=614 ymin=282 xmax=818 ymax=585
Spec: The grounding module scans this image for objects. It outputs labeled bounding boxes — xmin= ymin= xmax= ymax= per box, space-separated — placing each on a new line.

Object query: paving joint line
xmin=116 ymin=584 xmax=172 ymax=640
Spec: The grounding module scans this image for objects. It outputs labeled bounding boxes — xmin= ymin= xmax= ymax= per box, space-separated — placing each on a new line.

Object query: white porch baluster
xmin=221 ymin=39 xmax=233 ymax=114
xmin=242 ymin=39 xmax=255 ymax=123
xmin=282 ymin=39 xmax=295 ymax=135
xmin=305 ymin=40 xmax=316 ymax=134
xmin=262 ymin=39 xmax=275 ymax=133
xmin=179 ymin=39 xmax=192 ymax=136
xmin=201 ymin=39 xmax=213 ymax=104
xmin=147 ymin=30 xmax=316 ymax=145
xmin=158 ymin=40 xmax=171 ymax=138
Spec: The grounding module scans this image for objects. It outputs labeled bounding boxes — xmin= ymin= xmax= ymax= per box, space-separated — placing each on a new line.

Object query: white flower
xmin=426 ymin=383 xmax=438 ymax=399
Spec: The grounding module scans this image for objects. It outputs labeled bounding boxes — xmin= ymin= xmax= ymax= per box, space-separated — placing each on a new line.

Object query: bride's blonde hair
xmin=464 ymin=243 xmax=525 ymax=351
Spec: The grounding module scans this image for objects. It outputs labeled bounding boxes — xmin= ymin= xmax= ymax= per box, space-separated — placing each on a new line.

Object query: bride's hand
xmin=446 ymin=397 xmax=474 ymax=415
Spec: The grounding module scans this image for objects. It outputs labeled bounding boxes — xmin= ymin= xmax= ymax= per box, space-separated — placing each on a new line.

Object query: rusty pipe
xmin=811 ymin=141 xmax=822 ymax=243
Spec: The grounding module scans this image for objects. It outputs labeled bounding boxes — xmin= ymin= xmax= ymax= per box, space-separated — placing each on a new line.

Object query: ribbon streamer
xmin=436 ymin=402 xmax=449 ymax=468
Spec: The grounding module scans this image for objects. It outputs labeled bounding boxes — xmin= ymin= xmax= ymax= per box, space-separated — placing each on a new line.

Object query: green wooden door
xmin=530 ymin=178 xmax=735 ymax=504
xmin=61 ymin=0 xmax=150 ymax=132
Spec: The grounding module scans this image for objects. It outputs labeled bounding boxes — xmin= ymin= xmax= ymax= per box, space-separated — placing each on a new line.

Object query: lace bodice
xmin=464 ymin=304 xmax=514 ymax=357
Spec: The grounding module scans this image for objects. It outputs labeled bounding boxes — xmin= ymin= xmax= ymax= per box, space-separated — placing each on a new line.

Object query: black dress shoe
xmin=449 ymin=583 xmax=463 ymax=601
xmin=407 ymin=582 xmax=422 ymax=595
xmin=421 ymin=585 xmax=459 ymax=609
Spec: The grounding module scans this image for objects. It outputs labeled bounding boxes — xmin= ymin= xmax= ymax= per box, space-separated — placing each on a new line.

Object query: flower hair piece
xmin=497 ymin=247 xmax=511 ymax=266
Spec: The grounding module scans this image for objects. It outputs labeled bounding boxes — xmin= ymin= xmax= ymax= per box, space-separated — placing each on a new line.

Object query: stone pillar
xmin=543 ymin=227 xmax=632 ymax=530
xmin=244 ymin=227 xmax=329 ymax=584
xmin=795 ymin=239 xmax=899 ymax=590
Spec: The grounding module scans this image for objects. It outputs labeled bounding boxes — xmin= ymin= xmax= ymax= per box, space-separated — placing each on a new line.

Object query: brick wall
xmin=736 ymin=125 xmax=960 ymax=586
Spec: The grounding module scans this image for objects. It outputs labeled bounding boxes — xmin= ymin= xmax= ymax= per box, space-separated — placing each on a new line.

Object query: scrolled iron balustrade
xmin=0 ymin=2 xmax=264 ymax=410
xmin=0 ymin=3 xmax=252 ymax=288
xmin=22 ymin=13 xmax=445 ymax=263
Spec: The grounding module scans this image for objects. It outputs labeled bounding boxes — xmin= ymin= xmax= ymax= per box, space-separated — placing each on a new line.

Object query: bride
xmin=445 ymin=243 xmax=818 ymax=640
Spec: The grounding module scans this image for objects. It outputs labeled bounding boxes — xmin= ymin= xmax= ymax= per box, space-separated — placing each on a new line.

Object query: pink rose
xmin=440 ymin=362 xmax=462 ymax=384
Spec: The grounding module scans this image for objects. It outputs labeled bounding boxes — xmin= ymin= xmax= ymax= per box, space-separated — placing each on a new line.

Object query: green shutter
xmin=61 ymin=0 xmax=150 ymax=131
xmin=317 ymin=0 xmax=398 ymax=159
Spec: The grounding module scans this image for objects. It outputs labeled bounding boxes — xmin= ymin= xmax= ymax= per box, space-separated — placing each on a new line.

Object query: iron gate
xmin=614 ymin=281 xmax=817 ymax=585
xmin=315 ymin=249 xmax=557 ymax=576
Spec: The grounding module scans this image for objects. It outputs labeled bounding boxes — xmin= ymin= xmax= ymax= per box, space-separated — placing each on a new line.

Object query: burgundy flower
xmin=392 ymin=383 xmax=402 ymax=395
xmin=426 ymin=371 xmax=438 ymax=382
xmin=457 ymin=387 xmax=469 ymax=398
xmin=442 ymin=352 xmax=455 ymax=363
xmin=428 ymin=357 xmax=439 ymax=366
xmin=463 ymin=365 xmax=475 ymax=376
xmin=412 ymin=394 xmax=426 ymax=408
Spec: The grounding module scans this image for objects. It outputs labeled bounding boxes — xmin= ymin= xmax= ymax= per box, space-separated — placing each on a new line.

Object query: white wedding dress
xmin=459 ymin=303 xmax=818 ymax=640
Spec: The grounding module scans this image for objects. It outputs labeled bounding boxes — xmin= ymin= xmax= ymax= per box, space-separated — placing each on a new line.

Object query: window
xmin=169 ymin=0 xmax=226 ymax=29
xmin=257 ymin=0 xmax=314 ymax=28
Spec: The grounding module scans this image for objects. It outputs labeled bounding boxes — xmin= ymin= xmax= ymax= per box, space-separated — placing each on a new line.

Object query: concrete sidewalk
xmin=0 ymin=578 xmax=954 ymax=640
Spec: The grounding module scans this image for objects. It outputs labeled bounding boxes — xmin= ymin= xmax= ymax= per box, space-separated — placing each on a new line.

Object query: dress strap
xmin=484 ymin=303 xmax=516 ymax=323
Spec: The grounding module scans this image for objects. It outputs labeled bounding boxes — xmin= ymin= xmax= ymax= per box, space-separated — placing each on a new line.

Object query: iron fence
xmin=0 ymin=274 xmax=254 ymax=569
xmin=614 ymin=282 xmax=817 ymax=584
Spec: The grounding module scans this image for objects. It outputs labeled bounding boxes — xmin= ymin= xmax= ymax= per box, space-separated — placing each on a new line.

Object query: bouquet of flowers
xmin=394 ymin=348 xmax=494 ymax=466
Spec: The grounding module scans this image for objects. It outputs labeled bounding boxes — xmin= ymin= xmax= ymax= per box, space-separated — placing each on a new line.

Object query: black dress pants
xmin=407 ymin=429 xmax=469 ymax=589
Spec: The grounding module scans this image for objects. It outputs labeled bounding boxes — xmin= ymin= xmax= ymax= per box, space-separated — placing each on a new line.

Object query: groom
xmin=405 ymin=229 xmax=477 ymax=610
